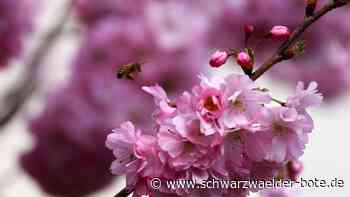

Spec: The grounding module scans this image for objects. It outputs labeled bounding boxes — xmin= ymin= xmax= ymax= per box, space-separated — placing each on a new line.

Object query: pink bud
xmin=236 ymin=52 xmax=253 ymax=70
xmin=209 ymin=50 xmax=229 ymax=68
xmin=270 ymin=25 xmax=290 ymax=40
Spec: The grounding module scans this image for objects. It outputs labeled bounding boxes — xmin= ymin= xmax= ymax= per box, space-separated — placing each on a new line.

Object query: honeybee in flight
xmin=116 ymin=60 xmax=147 ymax=80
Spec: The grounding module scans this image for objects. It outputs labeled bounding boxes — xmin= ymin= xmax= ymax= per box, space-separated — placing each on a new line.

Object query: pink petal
xmin=158 ymin=131 xmax=184 ymax=158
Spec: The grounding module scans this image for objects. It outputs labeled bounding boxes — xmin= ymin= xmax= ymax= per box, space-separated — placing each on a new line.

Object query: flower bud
xmin=209 ymin=50 xmax=229 ymax=68
xmin=270 ymin=26 xmax=291 ymax=40
xmin=236 ymin=52 xmax=253 ymax=71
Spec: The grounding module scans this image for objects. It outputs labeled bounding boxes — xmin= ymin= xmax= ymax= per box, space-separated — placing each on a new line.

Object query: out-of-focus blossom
xmin=145 ymin=1 xmax=210 ymax=52
xmin=73 ymin=13 xmax=206 ymax=95
xmin=72 ymin=0 xmax=148 ymax=25
xmin=0 ymin=0 xmax=33 ymax=68
xmin=106 ymin=73 xmax=322 ymax=196
xmin=20 ymin=86 xmax=114 ymax=197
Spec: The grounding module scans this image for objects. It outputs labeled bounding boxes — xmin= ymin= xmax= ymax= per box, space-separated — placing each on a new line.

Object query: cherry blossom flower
xmin=106 ymin=74 xmax=322 ymax=196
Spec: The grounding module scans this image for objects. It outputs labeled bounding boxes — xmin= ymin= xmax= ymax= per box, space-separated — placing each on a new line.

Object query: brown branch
xmin=250 ymin=0 xmax=350 ymax=81
xmin=0 ymin=3 xmax=71 ymax=129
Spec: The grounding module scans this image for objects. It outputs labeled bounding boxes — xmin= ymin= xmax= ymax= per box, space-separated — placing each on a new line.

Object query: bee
xmin=117 ymin=62 xmax=143 ymax=80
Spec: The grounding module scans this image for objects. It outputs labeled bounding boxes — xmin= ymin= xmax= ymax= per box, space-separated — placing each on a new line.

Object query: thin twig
xmin=250 ymin=0 xmax=350 ymax=81
xmin=0 ymin=3 xmax=71 ymax=129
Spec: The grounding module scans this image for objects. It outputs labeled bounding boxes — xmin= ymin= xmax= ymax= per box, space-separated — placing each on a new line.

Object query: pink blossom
xmin=189 ymin=75 xmax=227 ymax=135
xmin=106 ymin=74 xmax=321 ymax=196
xmin=258 ymin=107 xmax=311 ymax=163
xmin=194 ymin=85 xmax=224 ymax=122
xmin=143 ymin=85 xmax=176 ymax=123
xmin=107 ymin=122 xmax=165 ymax=195
xmin=222 ymin=132 xmax=244 ymax=168
xmin=158 ymin=116 xmax=222 ymax=171
xmin=73 ymin=0 xmax=148 ymax=25
xmin=286 ymin=81 xmax=323 ymax=111
xmin=106 ymin=121 xmax=140 ymax=174
xmin=145 ymin=1 xmax=210 ymax=51
xmin=220 ymin=74 xmax=271 ymax=131
xmin=241 ymin=130 xmax=272 ymax=162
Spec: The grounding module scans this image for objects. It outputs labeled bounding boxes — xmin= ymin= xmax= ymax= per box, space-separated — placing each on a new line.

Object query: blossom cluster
xmin=106 ymin=73 xmax=322 ymax=196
